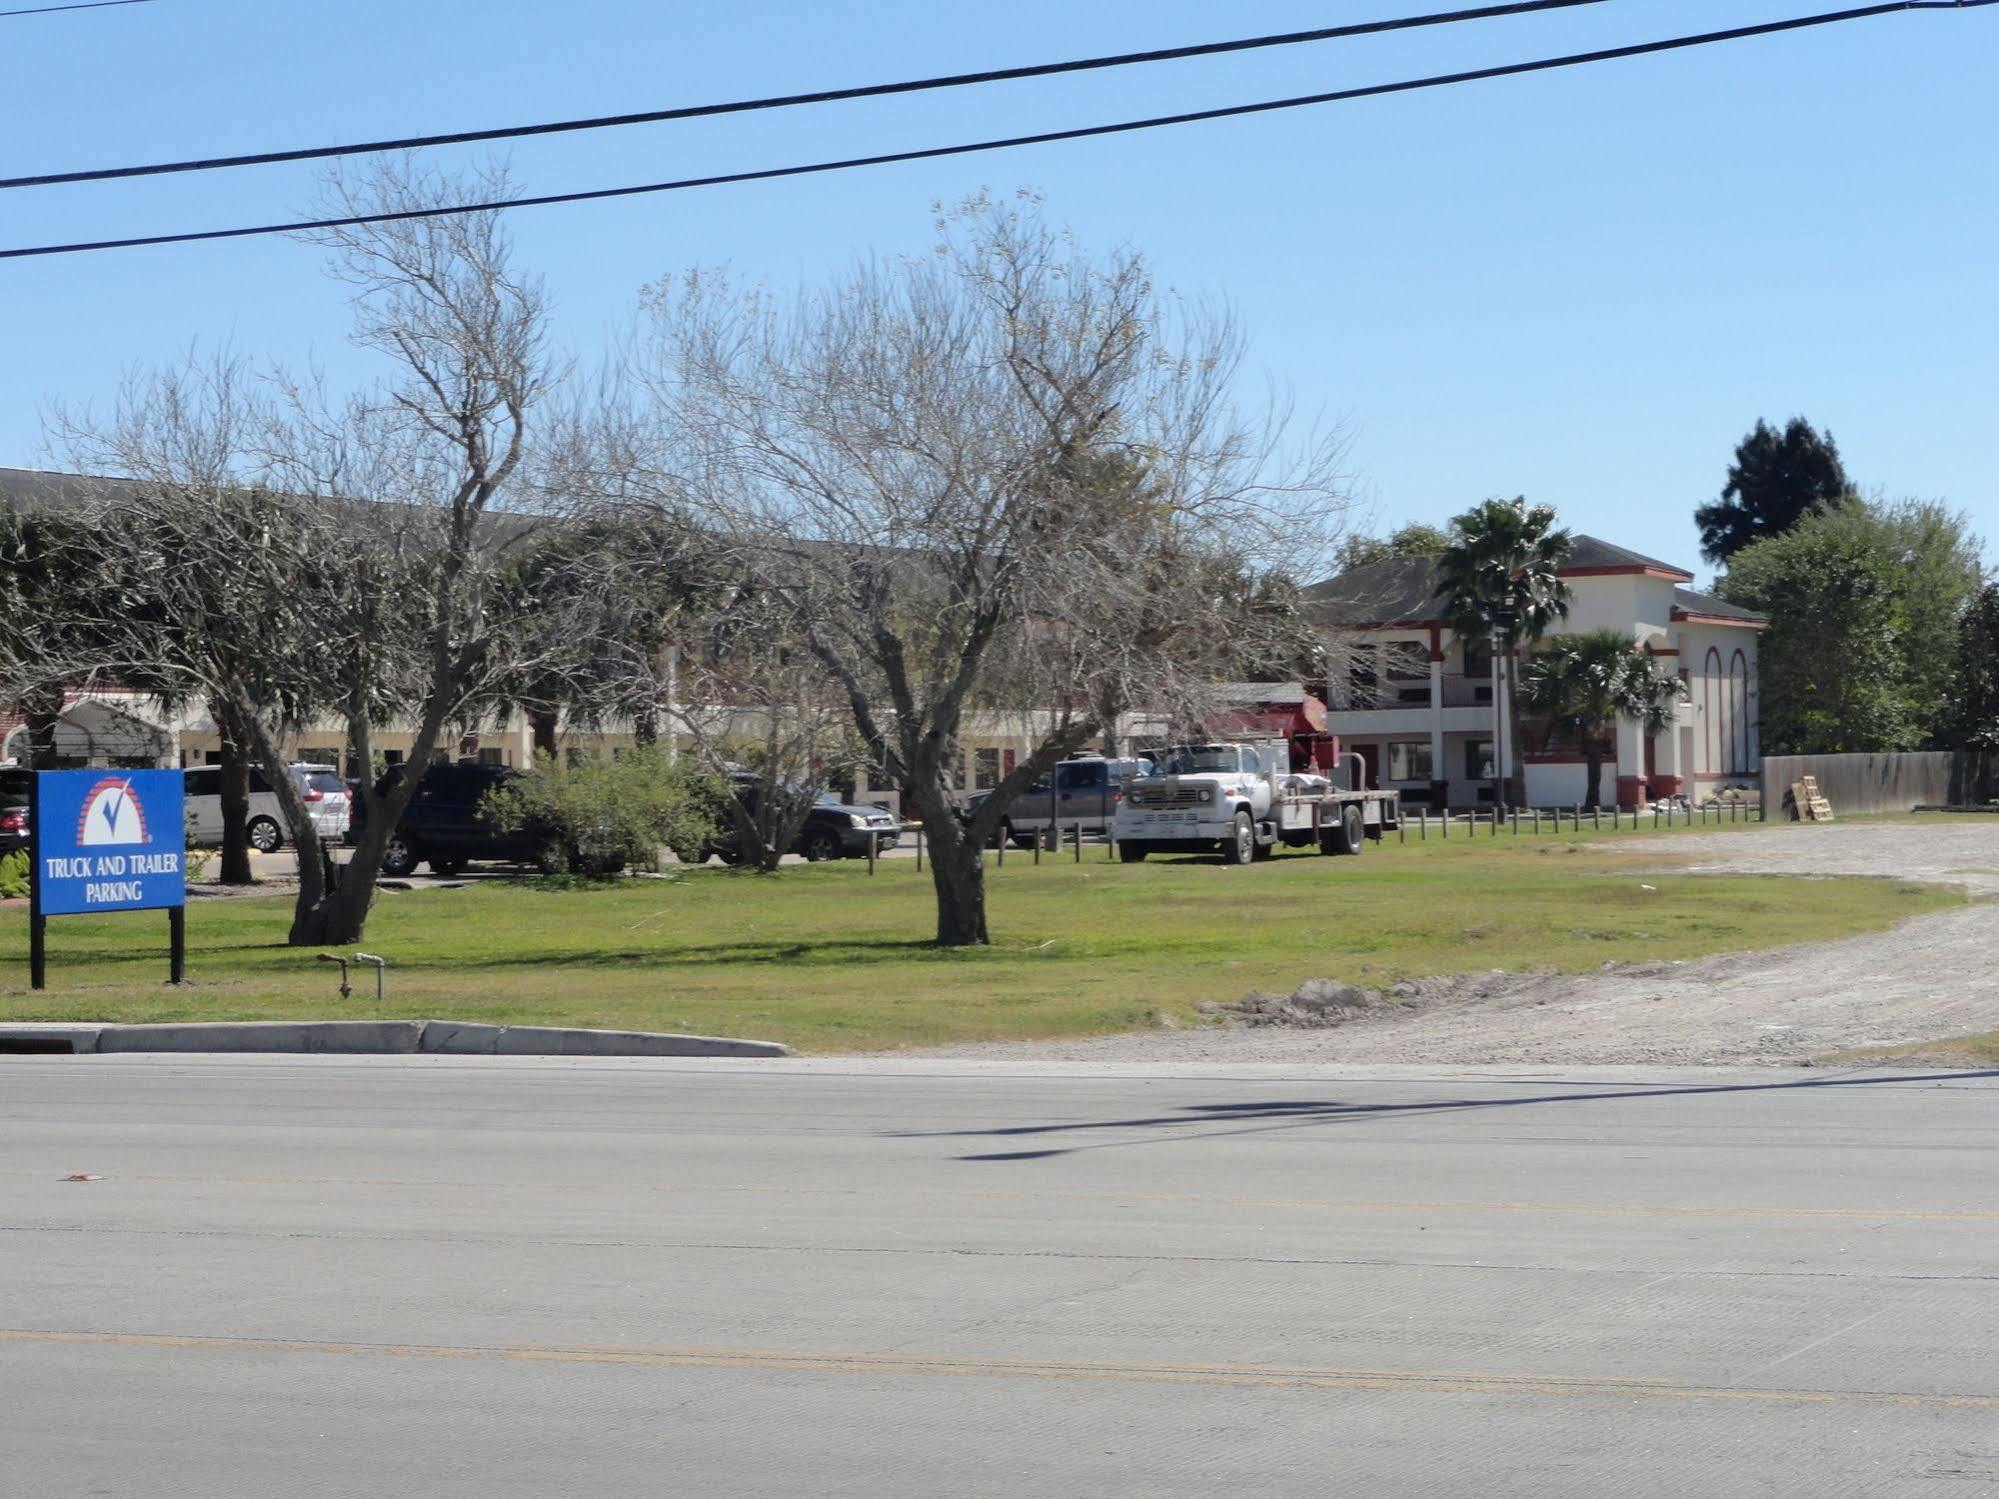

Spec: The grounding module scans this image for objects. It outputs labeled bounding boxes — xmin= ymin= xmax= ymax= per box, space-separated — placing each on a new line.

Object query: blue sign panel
xmin=32 ymin=769 xmax=187 ymax=916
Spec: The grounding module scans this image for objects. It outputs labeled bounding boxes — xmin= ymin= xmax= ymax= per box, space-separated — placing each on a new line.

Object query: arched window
xmin=1729 ymin=649 xmax=1750 ymax=771
xmin=1704 ymin=647 xmax=1723 ymax=773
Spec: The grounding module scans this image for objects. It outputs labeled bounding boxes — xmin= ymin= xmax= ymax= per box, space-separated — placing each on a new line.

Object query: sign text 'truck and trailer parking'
xmin=28 ymin=768 xmax=186 ymax=988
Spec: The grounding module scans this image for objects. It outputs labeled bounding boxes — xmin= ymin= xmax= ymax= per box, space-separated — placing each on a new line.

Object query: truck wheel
xmin=1336 ymin=805 xmax=1365 ymax=855
xmin=1118 ymin=844 xmax=1147 ymax=864
xmin=799 ymin=828 xmax=842 ymax=862
xmin=1222 ymin=811 xmax=1255 ymax=866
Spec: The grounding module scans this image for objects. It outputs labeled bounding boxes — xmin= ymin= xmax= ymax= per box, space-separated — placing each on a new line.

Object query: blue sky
xmin=7 ymin=0 xmax=1994 ymax=583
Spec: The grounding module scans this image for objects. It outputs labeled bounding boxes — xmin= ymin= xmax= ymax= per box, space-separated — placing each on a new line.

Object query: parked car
xmin=961 ymin=755 xmax=1157 ymax=847
xmin=0 ymin=768 xmax=30 ymax=856
xmin=183 ymin=762 xmax=350 ymax=852
xmin=348 ymin=760 xmax=625 ymax=878
xmin=698 ymin=774 xmax=901 ymax=863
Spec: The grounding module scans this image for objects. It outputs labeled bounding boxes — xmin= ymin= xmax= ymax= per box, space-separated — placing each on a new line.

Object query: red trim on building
xmin=1558 ymin=564 xmax=1694 ymax=582
xmin=1650 ymin=774 xmax=1684 ymax=797
xmin=1427 ymin=623 xmax=1444 ymax=663
xmin=1615 ymin=775 xmax=1647 ymax=809
xmin=1671 ymin=609 xmax=1767 ymax=630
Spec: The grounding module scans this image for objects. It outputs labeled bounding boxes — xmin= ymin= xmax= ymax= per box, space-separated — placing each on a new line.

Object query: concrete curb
xmin=0 ymin=1020 xmax=789 ymax=1059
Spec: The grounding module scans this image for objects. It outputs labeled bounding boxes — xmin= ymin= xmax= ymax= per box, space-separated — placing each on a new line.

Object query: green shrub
xmin=0 ymin=849 xmax=27 ymax=900
xmin=482 ymin=748 xmax=721 ymax=878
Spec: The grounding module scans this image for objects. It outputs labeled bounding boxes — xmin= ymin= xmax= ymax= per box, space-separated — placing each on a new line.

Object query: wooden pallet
xmin=1788 ymin=775 xmax=1835 ymax=822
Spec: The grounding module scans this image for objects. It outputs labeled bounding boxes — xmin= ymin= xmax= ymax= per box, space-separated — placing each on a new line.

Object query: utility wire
xmin=5 ymin=0 xmax=1616 ymax=191
xmin=1 ymin=0 xmax=154 ymax=16
xmin=4 ymin=0 xmax=1992 ymax=261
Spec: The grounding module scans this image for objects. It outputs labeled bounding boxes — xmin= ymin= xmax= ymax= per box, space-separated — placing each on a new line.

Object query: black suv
xmin=351 ymin=761 xmax=623 ymax=878
xmin=699 ymin=774 xmax=901 ymax=863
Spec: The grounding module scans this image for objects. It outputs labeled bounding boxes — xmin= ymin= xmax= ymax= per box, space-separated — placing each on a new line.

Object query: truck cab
xmin=1113 ymin=739 xmax=1291 ymax=864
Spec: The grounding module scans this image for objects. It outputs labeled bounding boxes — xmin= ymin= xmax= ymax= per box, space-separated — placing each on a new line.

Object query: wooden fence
xmin=1758 ymin=752 xmax=1993 ymax=817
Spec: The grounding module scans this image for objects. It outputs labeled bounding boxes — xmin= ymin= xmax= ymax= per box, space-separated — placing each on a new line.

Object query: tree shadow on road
xmin=894 ymin=1069 xmax=1999 ymax=1161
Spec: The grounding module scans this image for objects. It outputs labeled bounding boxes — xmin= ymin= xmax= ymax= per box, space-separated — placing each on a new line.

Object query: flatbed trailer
xmin=1264 ymin=784 xmax=1402 ymax=855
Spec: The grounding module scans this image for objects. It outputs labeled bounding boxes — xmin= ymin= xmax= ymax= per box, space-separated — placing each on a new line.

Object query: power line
xmin=1 ymin=0 xmax=154 ymax=16
xmin=5 ymin=0 xmax=1617 ymax=191
xmin=5 ymin=0 xmax=1992 ymax=261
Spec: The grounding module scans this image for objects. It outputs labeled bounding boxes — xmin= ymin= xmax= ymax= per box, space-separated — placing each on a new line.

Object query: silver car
xmin=183 ymin=762 xmax=351 ymax=852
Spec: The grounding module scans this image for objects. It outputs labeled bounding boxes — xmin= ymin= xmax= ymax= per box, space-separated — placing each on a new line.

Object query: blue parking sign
xmin=32 ymin=769 xmax=187 ymax=917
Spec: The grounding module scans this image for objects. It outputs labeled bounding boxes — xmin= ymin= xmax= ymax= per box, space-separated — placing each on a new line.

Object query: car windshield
xmin=1161 ymin=746 xmax=1240 ymax=775
xmin=302 ymin=771 xmax=346 ymax=795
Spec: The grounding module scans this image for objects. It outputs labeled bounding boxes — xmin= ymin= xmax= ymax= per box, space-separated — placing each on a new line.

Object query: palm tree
xmin=1519 ymin=630 xmax=1681 ymax=810
xmin=1435 ymin=498 xmax=1574 ymax=809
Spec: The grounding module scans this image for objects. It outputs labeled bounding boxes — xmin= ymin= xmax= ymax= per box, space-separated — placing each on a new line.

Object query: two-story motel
xmin=1304 ymin=536 xmax=1766 ymax=810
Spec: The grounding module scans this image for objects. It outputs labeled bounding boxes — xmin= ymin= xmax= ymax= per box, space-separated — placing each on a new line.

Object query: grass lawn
xmin=0 ymin=818 xmax=1969 ymax=1052
xmin=1820 ymin=1033 xmax=1999 ymax=1069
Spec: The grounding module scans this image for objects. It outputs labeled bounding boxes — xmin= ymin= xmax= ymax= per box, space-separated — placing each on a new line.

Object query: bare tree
xmin=627 ymin=194 xmax=1350 ymax=945
xmin=49 ymin=160 xmax=562 ymax=945
xmin=668 ymin=581 xmax=868 ymax=870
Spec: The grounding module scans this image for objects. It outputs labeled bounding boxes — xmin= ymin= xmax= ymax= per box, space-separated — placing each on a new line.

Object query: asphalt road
xmin=3 ymin=1056 xmax=1996 ymax=1496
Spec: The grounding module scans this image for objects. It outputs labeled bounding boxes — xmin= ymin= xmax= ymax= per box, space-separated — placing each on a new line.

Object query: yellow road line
xmin=2 ymin=1330 xmax=1992 ymax=1407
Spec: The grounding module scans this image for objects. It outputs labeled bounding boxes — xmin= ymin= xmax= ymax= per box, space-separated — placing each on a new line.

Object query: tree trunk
xmin=928 ymin=834 xmax=990 ymax=946
xmin=22 ymin=683 xmax=64 ymax=769
xmin=633 ymin=709 xmax=658 ymax=747
xmin=213 ymin=698 xmax=255 ymax=885
xmin=529 ymin=708 xmax=558 ymax=761
xmin=910 ymin=784 xmax=989 ymax=946
xmin=1583 ymin=752 xmax=1603 ymax=812
xmin=287 ymin=857 xmax=377 ymax=946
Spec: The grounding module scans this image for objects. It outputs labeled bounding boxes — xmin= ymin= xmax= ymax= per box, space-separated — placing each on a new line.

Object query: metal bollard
xmin=1532 ymin=808 xmax=1541 ymax=834
xmin=1073 ymin=823 xmax=1082 ymax=863
xmin=867 ymin=829 xmax=877 ymax=876
xmin=1419 ymin=808 xmax=1428 ymax=841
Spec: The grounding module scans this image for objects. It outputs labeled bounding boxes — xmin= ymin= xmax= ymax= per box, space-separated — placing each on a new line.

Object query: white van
xmin=183 ymin=763 xmax=351 ymax=852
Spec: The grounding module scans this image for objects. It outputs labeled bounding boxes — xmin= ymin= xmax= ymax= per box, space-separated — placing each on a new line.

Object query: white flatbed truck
xmin=1111 ymin=739 xmax=1402 ymax=865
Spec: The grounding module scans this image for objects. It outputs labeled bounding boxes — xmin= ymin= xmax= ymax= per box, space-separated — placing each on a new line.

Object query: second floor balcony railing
xmin=1333 ymin=674 xmax=1497 ymax=712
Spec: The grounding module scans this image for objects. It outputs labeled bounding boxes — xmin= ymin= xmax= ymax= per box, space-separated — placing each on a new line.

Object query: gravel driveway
xmin=890 ymin=820 xmax=1999 ymax=1067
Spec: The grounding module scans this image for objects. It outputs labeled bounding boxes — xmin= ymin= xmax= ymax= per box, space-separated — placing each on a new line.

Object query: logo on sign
xmin=76 ymin=777 xmax=152 ymax=846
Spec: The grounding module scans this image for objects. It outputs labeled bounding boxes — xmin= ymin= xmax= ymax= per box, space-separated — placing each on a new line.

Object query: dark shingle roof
xmin=1671 ymin=586 xmax=1764 ymax=624
xmin=1304 ymin=534 xmax=1704 ymax=627
xmin=1563 ymin=536 xmax=1692 ymax=577
xmin=1300 ymin=554 xmax=1443 ymax=625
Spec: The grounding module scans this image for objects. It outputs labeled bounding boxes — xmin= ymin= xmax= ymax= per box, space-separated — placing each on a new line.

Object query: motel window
xmin=973 ymin=747 xmax=1000 ymax=791
xmin=1385 ymin=742 xmax=1433 ymax=783
xmin=1382 ymin=643 xmax=1429 ymax=682
xmin=1466 ymin=738 xmax=1496 ymax=781
xmin=477 ymin=748 xmax=506 ymax=767
xmin=1462 ymin=641 xmax=1493 ymax=677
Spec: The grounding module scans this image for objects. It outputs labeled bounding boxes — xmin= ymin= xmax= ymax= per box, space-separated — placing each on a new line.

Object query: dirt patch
xmin=894 ymin=821 xmax=1999 ymax=1068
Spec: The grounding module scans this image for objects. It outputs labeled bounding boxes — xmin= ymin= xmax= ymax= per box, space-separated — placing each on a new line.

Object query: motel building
xmin=1304 ymin=537 xmax=1766 ymax=811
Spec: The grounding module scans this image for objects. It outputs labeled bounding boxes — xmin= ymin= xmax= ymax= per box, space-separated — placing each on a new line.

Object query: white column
xmin=1428 ymin=654 xmax=1446 ymax=798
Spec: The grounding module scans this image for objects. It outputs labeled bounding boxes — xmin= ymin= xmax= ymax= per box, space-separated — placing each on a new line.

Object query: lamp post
xmin=1487 ymin=604 xmax=1519 ymax=813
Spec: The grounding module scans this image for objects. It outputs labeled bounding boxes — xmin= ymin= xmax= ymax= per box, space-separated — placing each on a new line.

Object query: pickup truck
xmin=1111 ymin=739 xmax=1401 ymax=865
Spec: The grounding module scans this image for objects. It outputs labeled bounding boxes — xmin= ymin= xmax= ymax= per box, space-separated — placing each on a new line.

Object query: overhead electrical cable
xmin=3 ymin=0 xmax=1992 ymax=260
xmin=0 ymin=0 xmax=154 ymax=16
xmin=4 ymin=0 xmax=1619 ymax=190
